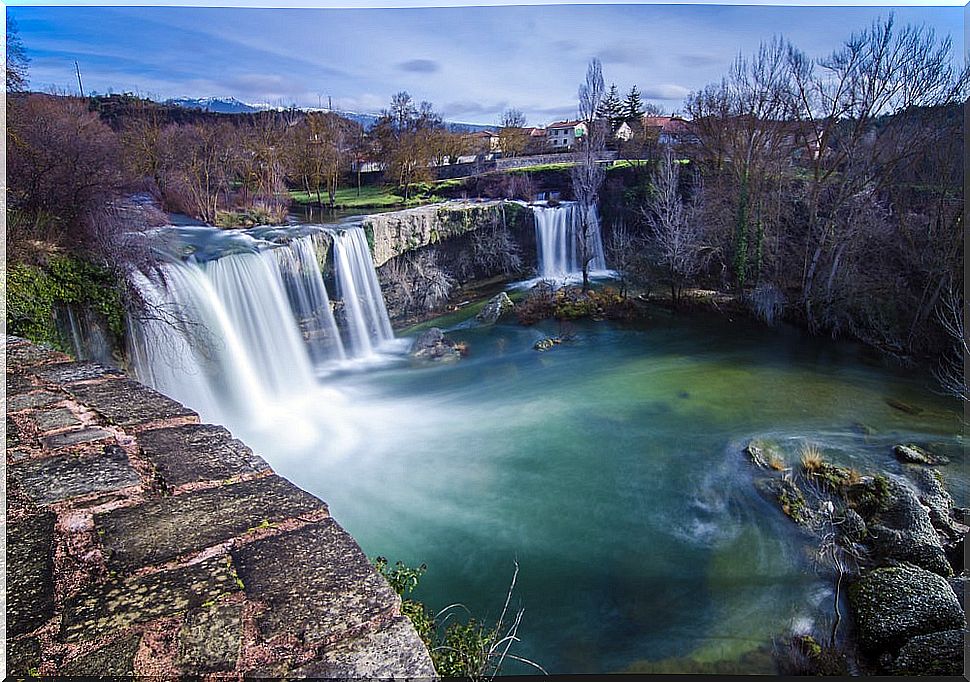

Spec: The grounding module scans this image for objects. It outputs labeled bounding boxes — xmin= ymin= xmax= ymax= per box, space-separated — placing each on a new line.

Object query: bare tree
xmin=643 ymin=151 xmax=709 ymax=305
xmin=498 ymin=108 xmax=529 ymax=158
xmin=571 ymin=58 xmax=607 ymax=292
xmin=935 ymin=288 xmax=968 ymax=403
xmin=6 ymin=18 xmax=29 ymax=93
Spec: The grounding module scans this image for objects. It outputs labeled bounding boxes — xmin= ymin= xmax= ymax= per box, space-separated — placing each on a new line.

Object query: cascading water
xmin=129 ymin=243 xmax=318 ymax=425
xmin=331 ymin=226 xmax=394 ymax=357
xmin=532 ymin=201 xmax=607 ymax=280
xmin=274 ymin=235 xmax=346 ymax=365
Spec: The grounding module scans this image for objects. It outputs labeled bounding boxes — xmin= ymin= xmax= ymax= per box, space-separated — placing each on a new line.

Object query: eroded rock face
xmin=848 ymin=565 xmax=965 ymax=653
xmin=365 ymin=201 xmax=512 ymax=267
xmin=476 ymin=292 xmax=514 ymax=325
xmin=409 ymin=327 xmax=461 ymax=364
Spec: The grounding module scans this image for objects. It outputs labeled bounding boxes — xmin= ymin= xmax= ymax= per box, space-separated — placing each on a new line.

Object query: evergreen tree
xmin=596 ymin=83 xmax=623 ymax=133
xmin=623 ymin=85 xmax=646 ymax=123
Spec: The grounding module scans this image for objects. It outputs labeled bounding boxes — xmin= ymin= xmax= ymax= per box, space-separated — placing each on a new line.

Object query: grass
xmin=799 ymin=443 xmax=825 ymax=473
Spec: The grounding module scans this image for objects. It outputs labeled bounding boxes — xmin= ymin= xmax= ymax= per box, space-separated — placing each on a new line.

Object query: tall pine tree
xmin=623 ymin=85 xmax=645 ymax=124
xmin=596 ymin=83 xmax=623 ymax=133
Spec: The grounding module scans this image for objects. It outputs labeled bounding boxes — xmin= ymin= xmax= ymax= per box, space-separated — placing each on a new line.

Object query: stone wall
xmin=5 ymin=336 xmax=435 ymax=678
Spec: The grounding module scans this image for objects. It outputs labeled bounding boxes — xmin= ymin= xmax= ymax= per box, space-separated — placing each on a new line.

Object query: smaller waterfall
xmin=532 ymin=201 xmax=607 ymax=280
xmin=274 ymin=235 xmax=346 ymax=365
xmin=331 ymin=226 xmax=394 ymax=357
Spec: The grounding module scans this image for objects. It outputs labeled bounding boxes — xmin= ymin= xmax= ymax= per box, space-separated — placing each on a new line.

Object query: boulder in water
xmin=409 ymin=328 xmax=461 ymax=364
xmin=848 ymin=565 xmax=965 ymax=653
xmin=476 ymin=292 xmax=514 ymax=325
xmin=858 ymin=476 xmax=952 ymax=576
xmin=891 ymin=629 xmax=965 ymax=676
xmin=533 ymin=337 xmax=562 ymax=352
xmin=894 ymin=443 xmax=949 ymax=466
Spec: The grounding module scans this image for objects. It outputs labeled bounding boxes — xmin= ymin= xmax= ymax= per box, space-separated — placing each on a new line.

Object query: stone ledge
xmin=5 ymin=337 xmax=435 ymax=678
xmin=138 ymin=423 xmax=270 ymax=487
xmin=96 ymin=475 xmax=327 ymax=571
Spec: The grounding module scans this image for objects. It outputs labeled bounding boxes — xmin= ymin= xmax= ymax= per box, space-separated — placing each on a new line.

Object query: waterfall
xmin=274 ymin=235 xmax=346 ymax=365
xmin=532 ymin=201 xmax=607 ymax=280
xmin=129 ymin=244 xmax=319 ymax=424
xmin=331 ymin=226 xmax=394 ymax=357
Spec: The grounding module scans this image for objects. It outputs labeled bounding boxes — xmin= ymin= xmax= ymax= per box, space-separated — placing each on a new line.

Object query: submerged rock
xmin=891 ymin=630 xmax=964 ymax=676
xmin=894 ymin=443 xmax=949 ymax=466
xmin=755 ymin=476 xmax=813 ymax=527
xmin=533 ymin=337 xmax=562 ymax=352
xmin=744 ymin=439 xmax=780 ymax=469
xmin=476 ymin=292 xmax=514 ymax=325
xmin=409 ymin=328 xmax=461 ymax=364
xmin=848 ymin=565 xmax=965 ymax=653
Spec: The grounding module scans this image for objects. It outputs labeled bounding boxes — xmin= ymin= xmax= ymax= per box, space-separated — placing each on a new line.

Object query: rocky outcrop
xmin=5 ymin=336 xmax=435 ymax=678
xmin=861 ymin=476 xmax=952 ymax=576
xmin=476 ymin=292 xmax=514 ymax=325
xmin=365 ymin=200 xmax=522 ymax=267
xmin=409 ymin=327 xmax=461 ymax=364
xmin=848 ymin=565 xmax=965 ymax=653
xmin=893 ymin=443 xmax=949 ymax=465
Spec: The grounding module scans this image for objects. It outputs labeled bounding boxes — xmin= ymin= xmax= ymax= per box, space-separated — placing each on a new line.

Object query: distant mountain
xmin=164 ymin=96 xmax=496 ymax=132
xmin=166 ymin=96 xmax=265 ymax=114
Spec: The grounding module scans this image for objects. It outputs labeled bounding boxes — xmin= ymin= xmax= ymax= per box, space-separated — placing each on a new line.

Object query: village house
xmin=545 ymin=120 xmax=587 ymax=150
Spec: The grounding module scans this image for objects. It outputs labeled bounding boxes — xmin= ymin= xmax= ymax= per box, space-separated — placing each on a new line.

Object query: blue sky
xmin=9 ymin=2 xmax=965 ymax=125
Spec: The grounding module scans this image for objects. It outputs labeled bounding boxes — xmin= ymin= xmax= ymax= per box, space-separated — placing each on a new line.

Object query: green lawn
xmin=291 ymin=178 xmax=466 ymax=209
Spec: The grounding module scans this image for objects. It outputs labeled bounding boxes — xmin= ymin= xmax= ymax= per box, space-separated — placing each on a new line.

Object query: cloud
xmin=398 ymin=59 xmax=440 ymax=74
xmin=597 ymin=46 xmax=647 ymax=66
xmin=441 ymin=99 xmax=508 ymax=120
xmin=677 ymin=53 xmax=722 ymax=69
xmin=640 ymin=84 xmax=691 ymax=100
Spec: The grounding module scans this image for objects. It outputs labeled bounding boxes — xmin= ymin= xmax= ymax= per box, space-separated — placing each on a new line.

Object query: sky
xmin=8 ymin=2 xmax=966 ymax=125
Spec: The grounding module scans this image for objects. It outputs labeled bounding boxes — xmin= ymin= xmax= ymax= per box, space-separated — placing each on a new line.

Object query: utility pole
xmin=75 ymin=61 xmax=85 ymax=97
xmin=328 ymin=95 xmax=332 ymax=111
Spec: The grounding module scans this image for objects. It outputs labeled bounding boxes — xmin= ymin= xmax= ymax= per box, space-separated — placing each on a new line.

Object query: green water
xmin=259 ymin=308 xmax=964 ymax=674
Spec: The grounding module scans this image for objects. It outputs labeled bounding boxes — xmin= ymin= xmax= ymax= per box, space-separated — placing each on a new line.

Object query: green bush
xmin=7 ymin=256 xmax=126 ymax=353
xmin=372 ymin=556 xmax=527 ymax=679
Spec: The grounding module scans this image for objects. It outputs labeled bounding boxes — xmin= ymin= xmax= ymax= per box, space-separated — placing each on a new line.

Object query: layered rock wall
xmin=5 ymin=336 xmax=435 ymax=678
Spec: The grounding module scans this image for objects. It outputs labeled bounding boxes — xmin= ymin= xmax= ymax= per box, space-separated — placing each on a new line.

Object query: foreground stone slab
xmin=41 ymin=427 xmax=114 ymax=450
xmin=7 ymin=390 xmax=63 ymax=412
xmin=290 ymin=616 xmax=436 ymax=678
xmin=7 ymin=342 xmax=67 ymax=371
xmin=9 ymin=445 xmax=140 ymax=506
xmin=138 ymin=423 xmax=270 ymax=487
xmin=232 ymin=519 xmax=399 ymax=645
xmin=61 ymin=634 xmax=141 ymax=676
xmin=30 ymin=361 xmax=124 ymax=385
xmin=29 ymin=406 xmax=82 ymax=432
xmin=7 ymin=512 xmax=56 ymax=637
xmin=177 ymin=602 xmax=243 ymax=673
xmin=66 ymin=378 xmax=197 ymax=428
xmin=97 ymin=475 xmax=326 ymax=570
xmin=62 ymin=555 xmax=240 ymax=642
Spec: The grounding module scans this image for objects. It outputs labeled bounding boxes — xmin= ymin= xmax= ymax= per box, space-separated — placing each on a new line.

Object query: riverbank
xmin=5 ymin=336 xmax=435 ymax=678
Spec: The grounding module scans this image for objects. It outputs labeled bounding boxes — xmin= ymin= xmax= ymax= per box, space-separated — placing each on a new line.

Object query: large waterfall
xmin=274 ymin=235 xmax=346 ymax=364
xmin=532 ymin=202 xmax=607 ymax=280
xmin=128 ymin=227 xmax=395 ymax=425
xmin=332 ymin=226 xmax=394 ymax=358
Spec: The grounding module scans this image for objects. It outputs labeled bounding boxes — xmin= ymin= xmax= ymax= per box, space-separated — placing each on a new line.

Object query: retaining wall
xmin=5 ymin=336 xmax=435 ymax=678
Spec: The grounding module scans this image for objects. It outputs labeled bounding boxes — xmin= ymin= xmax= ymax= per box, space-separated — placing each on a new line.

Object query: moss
xmin=7 ymin=256 xmax=126 ymax=354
